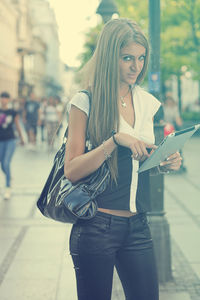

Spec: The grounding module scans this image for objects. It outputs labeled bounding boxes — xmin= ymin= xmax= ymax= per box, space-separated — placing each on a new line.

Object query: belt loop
xmin=128 ymin=215 xmax=131 ymax=227
xmin=109 ymin=215 xmax=113 ymax=227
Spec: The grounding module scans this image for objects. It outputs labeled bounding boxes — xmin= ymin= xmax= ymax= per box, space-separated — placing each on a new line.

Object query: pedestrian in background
xmin=54 ymin=95 xmax=63 ymax=138
xmin=45 ymin=96 xmax=60 ymax=148
xmin=65 ymin=18 xmax=182 ymax=300
xmin=163 ymin=95 xmax=187 ymax=173
xmin=0 ymin=92 xmax=24 ymax=200
xmin=163 ymin=95 xmax=183 ymax=136
xmin=40 ymin=97 xmax=47 ymax=142
xmin=23 ymin=92 xmax=40 ymax=149
xmin=185 ymin=98 xmax=200 ymax=113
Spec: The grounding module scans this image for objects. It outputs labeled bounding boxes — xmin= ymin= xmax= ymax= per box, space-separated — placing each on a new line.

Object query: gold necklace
xmin=120 ymin=86 xmax=130 ymax=108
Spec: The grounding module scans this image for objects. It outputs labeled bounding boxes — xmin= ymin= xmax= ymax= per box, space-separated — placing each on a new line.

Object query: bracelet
xmin=157 ymin=165 xmax=170 ymax=174
xmin=112 ymin=130 xmax=119 ymax=146
xmin=102 ymin=141 xmax=112 ymax=160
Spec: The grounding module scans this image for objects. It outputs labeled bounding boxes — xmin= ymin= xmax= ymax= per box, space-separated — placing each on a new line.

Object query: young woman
xmin=163 ymin=95 xmax=183 ymax=134
xmin=65 ymin=19 xmax=182 ymax=300
xmin=45 ymin=96 xmax=60 ymax=148
xmin=0 ymin=92 xmax=24 ymax=199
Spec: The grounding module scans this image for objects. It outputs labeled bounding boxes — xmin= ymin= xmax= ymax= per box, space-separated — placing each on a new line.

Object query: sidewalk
xmin=160 ymin=137 xmax=200 ymax=300
xmin=0 ymin=137 xmax=200 ymax=300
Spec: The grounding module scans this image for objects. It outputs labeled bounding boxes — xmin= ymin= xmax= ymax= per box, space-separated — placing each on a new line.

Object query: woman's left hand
xmin=160 ymin=152 xmax=182 ymax=171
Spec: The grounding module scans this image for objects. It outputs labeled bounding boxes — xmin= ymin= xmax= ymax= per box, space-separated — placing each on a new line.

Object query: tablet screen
xmin=138 ymin=124 xmax=200 ymax=173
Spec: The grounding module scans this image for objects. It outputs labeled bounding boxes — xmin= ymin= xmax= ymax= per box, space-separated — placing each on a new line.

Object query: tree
xmin=78 ymin=1 xmax=148 ymax=69
xmin=115 ymin=0 xmax=148 ymax=33
xmin=161 ymin=0 xmax=200 ymax=105
xmin=77 ymin=24 xmax=103 ymax=69
xmin=78 ymin=0 xmax=200 ymax=99
xmin=161 ymin=0 xmax=200 ymax=77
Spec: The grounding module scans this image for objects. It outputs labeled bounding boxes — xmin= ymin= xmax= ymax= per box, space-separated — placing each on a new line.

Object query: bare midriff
xmin=98 ymin=208 xmax=137 ymax=217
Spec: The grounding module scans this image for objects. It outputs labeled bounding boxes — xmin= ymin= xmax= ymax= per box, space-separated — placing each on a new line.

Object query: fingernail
xmin=166 ymin=158 xmax=170 ymax=161
xmin=160 ymin=162 xmax=164 ymax=166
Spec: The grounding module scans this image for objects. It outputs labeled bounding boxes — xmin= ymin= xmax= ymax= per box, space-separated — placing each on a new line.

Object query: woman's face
xmin=165 ymin=98 xmax=175 ymax=107
xmin=48 ymin=97 xmax=55 ymax=105
xmin=0 ymin=97 xmax=10 ymax=108
xmin=119 ymin=42 xmax=146 ymax=87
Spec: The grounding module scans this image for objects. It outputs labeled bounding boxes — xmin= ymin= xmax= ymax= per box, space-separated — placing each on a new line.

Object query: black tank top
xmin=96 ymin=145 xmax=151 ymax=212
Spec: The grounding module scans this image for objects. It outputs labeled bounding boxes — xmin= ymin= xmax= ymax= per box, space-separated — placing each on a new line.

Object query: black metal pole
xmin=177 ymin=74 xmax=182 ymax=114
xmin=18 ymin=54 xmax=25 ymax=98
xmin=148 ymin=0 xmax=161 ymax=100
xmin=148 ymin=0 xmax=172 ymax=283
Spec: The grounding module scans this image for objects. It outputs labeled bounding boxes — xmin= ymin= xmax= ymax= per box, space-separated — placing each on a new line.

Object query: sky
xmin=48 ymin=0 xmax=100 ymax=67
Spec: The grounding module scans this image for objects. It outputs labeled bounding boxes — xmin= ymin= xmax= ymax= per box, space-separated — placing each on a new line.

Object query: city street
xmin=0 ymin=136 xmax=200 ymax=300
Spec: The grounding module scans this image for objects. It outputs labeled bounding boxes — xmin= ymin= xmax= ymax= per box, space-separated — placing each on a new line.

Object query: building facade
xmin=0 ymin=0 xmax=19 ymax=97
xmin=0 ymin=0 xmax=61 ymax=99
xmin=29 ymin=0 xmax=62 ymax=97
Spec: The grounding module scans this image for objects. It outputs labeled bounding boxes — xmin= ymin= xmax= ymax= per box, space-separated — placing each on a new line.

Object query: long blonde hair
xmin=81 ymin=18 xmax=149 ymax=183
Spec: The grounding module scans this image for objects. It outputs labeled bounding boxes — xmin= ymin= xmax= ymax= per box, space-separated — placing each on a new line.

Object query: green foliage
xmin=78 ymin=0 xmax=200 ymax=85
xmin=161 ymin=0 xmax=200 ymax=81
xmin=78 ymin=0 xmax=149 ymax=68
xmin=77 ymin=23 xmax=103 ymax=69
xmin=115 ymin=0 xmax=148 ymax=34
xmin=182 ymin=111 xmax=200 ymax=121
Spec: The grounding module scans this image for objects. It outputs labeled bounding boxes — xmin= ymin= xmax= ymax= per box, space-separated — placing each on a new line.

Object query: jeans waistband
xmin=95 ymin=210 xmax=146 ymax=224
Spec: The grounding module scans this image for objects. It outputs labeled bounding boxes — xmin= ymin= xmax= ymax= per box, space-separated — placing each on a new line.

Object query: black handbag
xmin=36 ymin=91 xmax=111 ymax=224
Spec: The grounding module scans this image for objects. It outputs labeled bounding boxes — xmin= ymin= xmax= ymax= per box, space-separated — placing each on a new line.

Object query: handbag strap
xmin=63 ymin=90 xmax=92 ymax=139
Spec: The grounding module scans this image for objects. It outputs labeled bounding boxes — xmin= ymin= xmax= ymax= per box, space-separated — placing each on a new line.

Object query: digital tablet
xmin=138 ymin=124 xmax=200 ymax=173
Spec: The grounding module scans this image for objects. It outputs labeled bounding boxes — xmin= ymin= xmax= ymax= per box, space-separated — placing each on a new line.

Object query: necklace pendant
xmin=121 ymin=101 xmax=127 ymax=108
xmin=120 ymin=86 xmax=130 ymax=108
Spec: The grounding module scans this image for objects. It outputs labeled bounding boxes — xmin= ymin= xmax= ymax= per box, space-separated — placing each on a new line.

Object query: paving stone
xmin=0 ymin=279 xmax=57 ymax=300
xmin=0 ymin=196 xmax=34 ymax=219
xmin=0 ymin=239 xmax=15 ymax=266
xmin=0 ymin=227 xmax=21 ymax=238
xmin=14 ymin=240 xmax=64 ymax=261
xmin=5 ymin=259 xmax=60 ymax=280
xmin=56 ymin=251 xmax=77 ymax=300
xmin=23 ymin=226 xmax=68 ymax=244
xmin=160 ymin=291 xmax=191 ymax=300
xmin=190 ymin=263 xmax=200 ymax=280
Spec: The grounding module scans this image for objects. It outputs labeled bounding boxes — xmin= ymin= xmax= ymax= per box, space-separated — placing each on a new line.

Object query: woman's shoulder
xmin=135 ymin=85 xmax=159 ymax=101
xmin=135 ymin=85 xmax=161 ymax=115
xmin=67 ymin=90 xmax=90 ymax=116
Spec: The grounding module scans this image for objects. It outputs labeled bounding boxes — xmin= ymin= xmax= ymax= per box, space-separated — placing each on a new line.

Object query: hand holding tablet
xmin=138 ymin=124 xmax=200 ymax=173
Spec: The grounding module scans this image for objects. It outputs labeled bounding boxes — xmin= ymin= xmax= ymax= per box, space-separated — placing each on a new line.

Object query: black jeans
xmin=70 ymin=211 xmax=159 ymax=300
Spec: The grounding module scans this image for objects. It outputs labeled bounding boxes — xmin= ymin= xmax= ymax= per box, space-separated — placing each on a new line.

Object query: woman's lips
xmin=128 ymin=73 xmax=137 ymax=77
xmin=127 ymin=73 xmax=137 ymax=80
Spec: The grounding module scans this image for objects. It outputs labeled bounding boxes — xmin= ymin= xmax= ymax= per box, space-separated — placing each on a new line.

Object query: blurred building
xmin=61 ymin=64 xmax=80 ymax=101
xmin=14 ymin=0 xmax=36 ymax=98
xmin=29 ymin=0 xmax=62 ymax=97
xmin=0 ymin=0 xmax=20 ymax=96
xmin=0 ymin=0 xmax=62 ymax=99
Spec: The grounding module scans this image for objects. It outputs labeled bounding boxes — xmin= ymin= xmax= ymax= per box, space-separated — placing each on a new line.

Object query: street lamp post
xmin=17 ymin=48 xmax=26 ymax=98
xmin=96 ymin=0 xmax=119 ymax=23
xmin=148 ymin=0 xmax=172 ymax=283
xmin=17 ymin=48 xmax=33 ymax=98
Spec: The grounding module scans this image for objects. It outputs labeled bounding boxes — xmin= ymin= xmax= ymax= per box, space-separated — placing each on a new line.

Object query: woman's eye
xmin=139 ymin=55 xmax=145 ymax=61
xmin=123 ymin=56 xmax=132 ymax=61
xmin=121 ymin=55 xmax=145 ymax=62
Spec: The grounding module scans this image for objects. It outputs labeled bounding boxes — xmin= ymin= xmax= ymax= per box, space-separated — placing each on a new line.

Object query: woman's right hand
xmin=114 ymin=132 xmax=157 ymax=161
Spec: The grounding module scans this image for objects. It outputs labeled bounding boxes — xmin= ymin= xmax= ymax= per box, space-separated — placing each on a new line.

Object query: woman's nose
xmin=130 ymin=60 xmax=139 ymax=72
